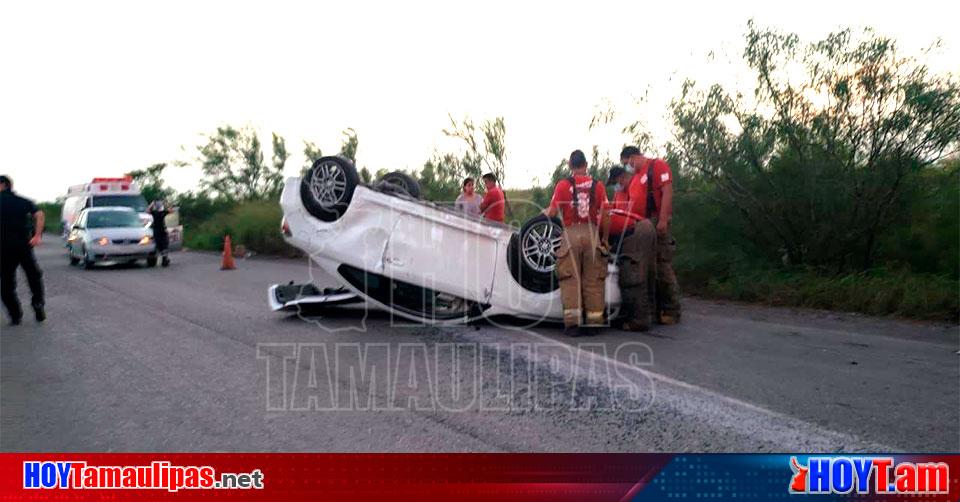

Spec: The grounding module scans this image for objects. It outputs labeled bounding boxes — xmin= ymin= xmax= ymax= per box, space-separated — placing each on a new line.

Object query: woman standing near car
xmin=455 ymin=177 xmax=483 ymax=216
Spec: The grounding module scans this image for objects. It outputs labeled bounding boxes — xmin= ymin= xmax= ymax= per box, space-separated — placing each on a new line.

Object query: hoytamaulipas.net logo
xmin=23 ymin=460 xmax=264 ymax=492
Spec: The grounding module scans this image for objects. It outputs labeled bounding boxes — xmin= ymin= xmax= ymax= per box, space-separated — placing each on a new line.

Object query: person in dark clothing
xmin=0 ymin=175 xmax=46 ymax=325
xmin=147 ymin=199 xmax=171 ymax=267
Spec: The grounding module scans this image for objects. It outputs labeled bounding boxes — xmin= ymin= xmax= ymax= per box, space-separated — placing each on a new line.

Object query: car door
xmin=382 ymin=211 xmax=499 ymax=305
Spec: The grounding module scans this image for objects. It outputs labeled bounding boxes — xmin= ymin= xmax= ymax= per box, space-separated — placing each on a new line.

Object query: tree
xmin=416 ymin=115 xmax=508 ymax=202
xmin=127 ymin=163 xmax=174 ymax=202
xmin=359 ymin=167 xmax=372 ymax=184
xmin=340 ymin=128 xmax=358 ymax=162
xmin=592 ymin=96 xmax=656 ymax=154
xmin=196 ymin=125 xmax=286 ymax=201
xmin=442 ymin=115 xmax=507 ymax=184
xmin=418 ymin=153 xmax=466 ymax=201
xmin=302 ymin=141 xmax=323 ymax=173
xmin=589 ymin=145 xmax=615 ymax=184
xmin=549 ymin=158 xmax=568 ymax=186
xmin=272 ymin=133 xmax=288 ymax=177
xmin=669 ymin=22 xmax=960 ymax=270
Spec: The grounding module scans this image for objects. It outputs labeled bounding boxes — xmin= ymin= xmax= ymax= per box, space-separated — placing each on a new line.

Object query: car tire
xmin=68 ymin=247 xmax=80 ymax=266
xmin=507 ymin=214 xmax=563 ymax=293
xmin=377 ymin=171 xmax=422 ymax=199
xmin=300 ymin=156 xmax=360 ymax=222
xmin=82 ymin=247 xmax=95 ymax=270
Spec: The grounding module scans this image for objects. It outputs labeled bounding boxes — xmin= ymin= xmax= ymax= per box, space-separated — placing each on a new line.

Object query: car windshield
xmin=91 ymin=195 xmax=147 ymax=213
xmin=87 ymin=211 xmax=142 ymax=228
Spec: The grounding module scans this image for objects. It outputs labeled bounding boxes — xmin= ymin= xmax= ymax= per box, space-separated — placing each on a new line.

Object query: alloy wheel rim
xmin=521 ymin=221 xmax=562 ymax=273
xmin=309 ymin=161 xmax=348 ymax=208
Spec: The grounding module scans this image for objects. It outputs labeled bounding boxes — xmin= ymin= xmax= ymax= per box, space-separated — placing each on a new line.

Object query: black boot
xmin=34 ymin=304 xmax=46 ymax=323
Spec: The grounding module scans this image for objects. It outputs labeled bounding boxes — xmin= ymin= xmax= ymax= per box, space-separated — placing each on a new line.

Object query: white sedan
xmin=270 ymin=156 xmax=621 ymax=324
xmin=66 ymin=207 xmax=157 ymax=268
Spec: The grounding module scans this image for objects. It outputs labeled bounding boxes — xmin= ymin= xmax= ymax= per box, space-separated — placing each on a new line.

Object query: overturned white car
xmin=270 ymin=156 xmax=621 ymax=324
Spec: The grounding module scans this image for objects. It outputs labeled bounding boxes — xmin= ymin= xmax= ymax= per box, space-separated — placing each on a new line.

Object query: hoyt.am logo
xmin=789 ymin=457 xmax=949 ymax=495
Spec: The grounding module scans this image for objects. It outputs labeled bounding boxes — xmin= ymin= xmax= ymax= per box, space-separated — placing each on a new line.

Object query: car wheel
xmin=376 ymin=171 xmax=422 ymax=199
xmin=507 ymin=214 xmax=563 ymax=293
xmin=68 ymin=247 xmax=80 ymax=266
xmin=300 ymin=156 xmax=360 ymax=222
xmin=82 ymin=247 xmax=95 ymax=269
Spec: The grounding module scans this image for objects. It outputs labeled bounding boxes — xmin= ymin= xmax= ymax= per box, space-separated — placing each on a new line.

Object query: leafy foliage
xmin=182 ymin=200 xmax=299 ymax=257
xmin=302 ymin=141 xmax=323 ymax=174
xmin=127 ymin=163 xmax=174 ymax=202
xmin=417 ymin=115 xmax=508 ymax=202
xmin=419 ymin=153 xmax=467 ymax=202
xmin=340 ymin=128 xmax=358 ymax=162
xmin=271 ymin=133 xmax=288 ymax=178
xmin=669 ymin=22 xmax=960 ymax=271
xmin=442 ymin=115 xmax=507 ymax=183
xmin=196 ymin=126 xmax=286 ymax=201
xmin=37 ymin=202 xmax=62 ymax=234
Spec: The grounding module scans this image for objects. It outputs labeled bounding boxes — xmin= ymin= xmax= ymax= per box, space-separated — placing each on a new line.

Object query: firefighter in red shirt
xmin=543 ymin=150 xmax=610 ymax=336
xmin=604 ymin=166 xmax=639 ymax=253
xmin=479 ymin=173 xmax=506 ymax=223
xmin=622 ymin=146 xmax=681 ymax=325
xmin=606 ymin=164 xmax=657 ymax=331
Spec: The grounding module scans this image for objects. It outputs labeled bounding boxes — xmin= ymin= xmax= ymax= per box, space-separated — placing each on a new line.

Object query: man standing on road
xmin=0 ymin=175 xmax=46 ymax=325
xmin=454 ymin=177 xmax=483 ymax=216
xmin=147 ymin=199 xmax=171 ymax=267
xmin=543 ymin=150 xmax=609 ymax=336
xmin=622 ymin=146 xmax=681 ymax=324
xmin=479 ymin=173 xmax=505 ymax=223
xmin=608 ymin=158 xmax=657 ymax=331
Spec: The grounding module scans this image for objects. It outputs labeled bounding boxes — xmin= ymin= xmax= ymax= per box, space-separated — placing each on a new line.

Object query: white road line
xmin=456 ymin=325 xmax=893 ymax=452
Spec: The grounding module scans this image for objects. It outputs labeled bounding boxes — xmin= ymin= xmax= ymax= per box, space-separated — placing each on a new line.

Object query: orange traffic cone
xmin=221 ymin=235 xmax=237 ymax=270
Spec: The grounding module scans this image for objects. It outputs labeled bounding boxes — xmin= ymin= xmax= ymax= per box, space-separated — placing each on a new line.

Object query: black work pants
xmin=1 ymin=245 xmax=45 ymax=320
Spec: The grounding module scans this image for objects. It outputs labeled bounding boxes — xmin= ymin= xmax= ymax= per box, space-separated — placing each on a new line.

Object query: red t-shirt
xmin=549 ymin=175 xmax=609 ymax=226
xmin=626 ymin=158 xmax=673 ymax=218
xmin=480 ymin=186 xmax=505 ymax=223
xmin=606 ymin=189 xmax=642 ymax=235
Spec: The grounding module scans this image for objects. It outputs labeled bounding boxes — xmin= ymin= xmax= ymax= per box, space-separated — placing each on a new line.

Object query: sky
xmin=1 ymin=0 xmax=957 ymax=202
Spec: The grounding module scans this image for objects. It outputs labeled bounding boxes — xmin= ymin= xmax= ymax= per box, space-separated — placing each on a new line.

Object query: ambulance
xmin=61 ymin=177 xmax=182 ymax=251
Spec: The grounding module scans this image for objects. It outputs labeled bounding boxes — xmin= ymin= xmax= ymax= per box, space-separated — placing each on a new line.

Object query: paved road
xmin=1 ymin=242 xmax=957 ymax=452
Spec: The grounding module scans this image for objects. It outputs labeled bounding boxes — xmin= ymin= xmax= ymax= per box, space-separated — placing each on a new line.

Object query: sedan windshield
xmin=91 ymin=195 xmax=147 ymax=213
xmin=87 ymin=211 xmax=142 ymax=228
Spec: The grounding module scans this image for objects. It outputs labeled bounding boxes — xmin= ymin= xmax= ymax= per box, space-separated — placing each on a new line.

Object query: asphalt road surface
xmin=2 ymin=241 xmax=957 ymax=452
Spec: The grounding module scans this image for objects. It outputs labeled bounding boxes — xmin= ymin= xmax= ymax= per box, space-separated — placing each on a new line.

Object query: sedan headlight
xmin=139 ymin=235 xmax=153 ymax=245
xmin=96 ymin=237 xmax=110 ymax=246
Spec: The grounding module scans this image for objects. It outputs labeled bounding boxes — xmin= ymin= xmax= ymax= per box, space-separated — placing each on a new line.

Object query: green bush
xmin=176 ymin=192 xmax=236 ymax=229
xmin=183 ymin=200 xmax=300 ymax=257
xmin=37 ymin=202 xmax=63 ymax=235
xmin=694 ymin=267 xmax=958 ymax=322
xmin=503 ymin=188 xmax=549 ymax=228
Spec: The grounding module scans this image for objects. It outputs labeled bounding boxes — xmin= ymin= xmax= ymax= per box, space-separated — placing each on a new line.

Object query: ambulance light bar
xmin=91 ymin=177 xmax=133 ymax=183
xmin=67 ymin=176 xmax=138 ymax=194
